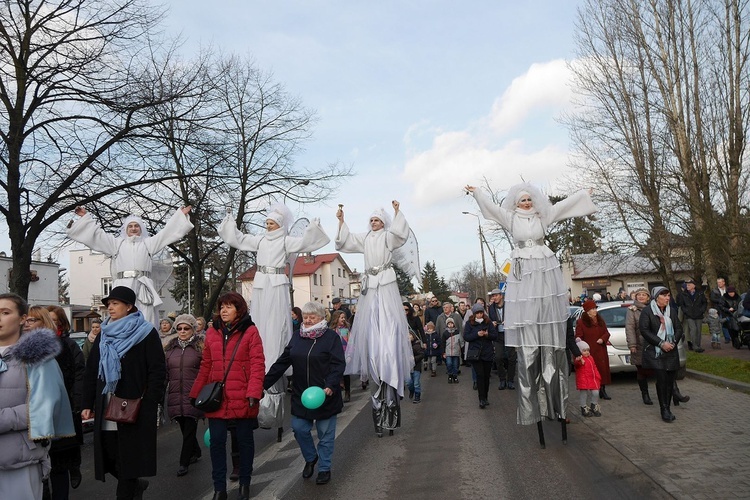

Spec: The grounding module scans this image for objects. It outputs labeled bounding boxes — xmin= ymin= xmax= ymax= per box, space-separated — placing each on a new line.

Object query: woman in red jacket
xmin=575 ymin=300 xmax=612 ymax=400
xmin=190 ymin=292 xmax=265 ymax=500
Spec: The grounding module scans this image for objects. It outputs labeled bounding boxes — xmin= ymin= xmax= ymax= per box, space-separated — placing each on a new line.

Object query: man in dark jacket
xmin=677 ymin=279 xmax=707 ymax=352
xmin=423 ymin=297 xmax=442 ymax=326
xmin=488 ymin=288 xmax=516 ymax=390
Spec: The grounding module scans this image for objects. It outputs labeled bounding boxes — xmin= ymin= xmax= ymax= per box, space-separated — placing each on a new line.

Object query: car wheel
xmin=676 ymin=366 xmax=686 ymax=380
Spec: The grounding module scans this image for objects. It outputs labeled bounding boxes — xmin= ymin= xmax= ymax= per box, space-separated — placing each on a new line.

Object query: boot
xmin=238 ymin=484 xmax=250 ymax=500
xmin=589 ymin=403 xmax=601 ymax=417
xmin=212 ymin=492 xmax=228 ymax=500
xmin=581 ymin=405 xmax=592 ymax=417
xmin=344 ymin=390 xmax=351 ymax=402
xmin=638 ymin=379 xmax=653 ymax=405
xmin=599 ymin=385 xmax=611 ymax=400
xmin=431 ymin=370 xmax=436 ymax=377
xmin=672 ymin=381 xmax=689 ymax=405
xmin=659 ymin=381 xmax=676 ymax=422
xmin=448 ymin=375 xmax=453 ymax=384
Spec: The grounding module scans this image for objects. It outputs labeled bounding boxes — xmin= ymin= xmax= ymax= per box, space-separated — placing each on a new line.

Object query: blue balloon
xmin=204 ymin=428 xmax=211 ymax=448
xmin=301 ymin=386 xmax=326 ymax=409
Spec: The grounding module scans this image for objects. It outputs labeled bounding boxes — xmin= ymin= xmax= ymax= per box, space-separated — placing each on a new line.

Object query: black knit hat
xmin=102 ymin=286 xmax=137 ymax=309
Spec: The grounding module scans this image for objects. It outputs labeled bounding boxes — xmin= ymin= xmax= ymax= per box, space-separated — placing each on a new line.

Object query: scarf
xmin=649 ymin=300 xmax=675 ymax=358
xmin=99 ymin=311 xmax=153 ymax=394
xmin=300 ymin=319 xmax=328 ymax=339
xmin=178 ymin=335 xmax=195 ymax=349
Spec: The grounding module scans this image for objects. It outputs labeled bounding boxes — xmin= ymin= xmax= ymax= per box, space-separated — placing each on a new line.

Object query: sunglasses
xmin=175 ymin=326 xmax=193 ymax=332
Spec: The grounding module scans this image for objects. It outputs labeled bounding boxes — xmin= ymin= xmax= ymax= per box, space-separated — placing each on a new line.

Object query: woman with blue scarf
xmin=639 ymin=286 xmax=684 ymax=423
xmin=81 ymin=286 xmax=166 ymax=499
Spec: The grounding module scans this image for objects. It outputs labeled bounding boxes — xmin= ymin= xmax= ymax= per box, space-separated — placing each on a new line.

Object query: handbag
xmin=194 ymin=332 xmax=245 ymax=412
xmin=466 ymin=343 xmax=481 ymax=361
xmin=104 ymin=394 xmax=142 ymax=424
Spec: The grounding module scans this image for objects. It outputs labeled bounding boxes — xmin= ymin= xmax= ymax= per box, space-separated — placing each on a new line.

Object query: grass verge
xmin=687 ymin=351 xmax=750 ymax=384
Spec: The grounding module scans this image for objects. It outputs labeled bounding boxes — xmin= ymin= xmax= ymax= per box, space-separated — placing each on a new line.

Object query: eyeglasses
xmin=25 ymin=317 xmax=40 ymax=323
xmin=175 ymin=326 xmax=193 ymax=332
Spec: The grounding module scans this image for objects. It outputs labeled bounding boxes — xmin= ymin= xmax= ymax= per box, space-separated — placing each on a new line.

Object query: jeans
xmin=445 ymin=356 xmax=460 ymax=376
xmin=472 ymin=360 xmax=492 ymax=402
xmin=407 ymin=371 xmax=422 ymax=396
xmin=291 ymin=415 xmax=337 ymax=472
xmin=176 ymin=416 xmax=201 ymax=467
xmin=208 ymin=418 xmax=255 ymax=490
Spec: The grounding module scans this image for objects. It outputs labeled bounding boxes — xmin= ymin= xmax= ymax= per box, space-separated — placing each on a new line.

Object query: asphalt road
xmin=72 ymin=372 xmax=673 ymax=499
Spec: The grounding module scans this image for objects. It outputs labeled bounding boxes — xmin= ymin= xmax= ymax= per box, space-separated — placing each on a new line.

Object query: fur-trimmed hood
xmin=7 ymin=328 xmax=61 ymax=365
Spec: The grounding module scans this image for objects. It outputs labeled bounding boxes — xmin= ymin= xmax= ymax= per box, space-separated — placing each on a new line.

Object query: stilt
xmin=561 ymin=420 xmax=567 ymax=444
xmin=537 ymin=421 xmax=545 ymax=449
xmin=277 ymin=427 xmax=283 ymax=443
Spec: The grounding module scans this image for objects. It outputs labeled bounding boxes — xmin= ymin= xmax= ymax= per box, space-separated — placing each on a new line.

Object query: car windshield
xmin=599 ymin=307 xmax=627 ymax=328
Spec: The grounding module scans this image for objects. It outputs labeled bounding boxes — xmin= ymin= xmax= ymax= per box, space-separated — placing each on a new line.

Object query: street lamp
xmin=463 ymin=211 xmax=488 ymax=299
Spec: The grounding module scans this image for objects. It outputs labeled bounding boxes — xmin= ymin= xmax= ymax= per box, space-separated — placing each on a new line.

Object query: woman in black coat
xmin=264 ymin=301 xmax=345 ymax=486
xmin=81 ymin=287 xmax=166 ymax=499
xmin=463 ymin=303 xmax=498 ymax=409
xmin=639 ymin=286 xmax=683 ymax=423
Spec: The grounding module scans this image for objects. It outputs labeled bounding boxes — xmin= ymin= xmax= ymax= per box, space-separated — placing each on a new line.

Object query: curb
xmin=685 ymin=368 xmax=750 ymax=395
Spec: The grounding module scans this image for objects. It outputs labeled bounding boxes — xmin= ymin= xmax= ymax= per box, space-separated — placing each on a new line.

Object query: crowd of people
xmin=5 ymin=183 xmax=749 ymax=499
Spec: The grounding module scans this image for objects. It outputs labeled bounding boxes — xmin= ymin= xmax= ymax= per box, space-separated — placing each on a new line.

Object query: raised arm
xmin=218 ymin=213 xmax=263 ymax=252
xmin=66 ymin=208 xmax=120 ymax=256
xmin=144 ymin=207 xmax=194 ymax=254
xmin=286 ymin=218 xmax=331 ymax=253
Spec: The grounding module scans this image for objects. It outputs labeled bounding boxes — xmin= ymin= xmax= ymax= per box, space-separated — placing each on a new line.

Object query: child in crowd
xmin=330 ymin=311 xmax=351 ymax=401
xmin=706 ymin=308 xmax=722 ymax=349
xmin=407 ymin=331 xmax=425 ymax=403
xmin=423 ymin=322 xmax=442 ymax=377
xmin=574 ymin=341 xmax=602 ymax=417
xmin=442 ymin=318 xmax=463 ymax=384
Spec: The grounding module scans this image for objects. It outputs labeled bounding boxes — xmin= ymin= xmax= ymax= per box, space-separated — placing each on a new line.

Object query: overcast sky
xmin=4 ymin=1 xmax=588 ymax=288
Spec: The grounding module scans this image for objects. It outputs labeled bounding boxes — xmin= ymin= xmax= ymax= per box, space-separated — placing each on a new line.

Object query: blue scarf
xmin=649 ymin=300 xmax=675 ymax=358
xmin=99 ymin=311 xmax=153 ymax=394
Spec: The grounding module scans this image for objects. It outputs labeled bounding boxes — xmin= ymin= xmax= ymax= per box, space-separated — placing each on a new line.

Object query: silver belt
xmin=116 ymin=270 xmax=151 ymax=279
xmin=259 ymin=266 xmax=286 ymax=274
xmin=365 ymin=263 xmax=392 ymax=276
xmin=515 ymin=238 xmax=545 ymax=249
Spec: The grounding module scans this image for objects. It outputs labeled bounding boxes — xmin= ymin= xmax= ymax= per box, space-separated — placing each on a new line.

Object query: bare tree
xmin=565 ymin=0 xmax=750 ymax=287
xmin=0 ymin=0 xmax=207 ymax=298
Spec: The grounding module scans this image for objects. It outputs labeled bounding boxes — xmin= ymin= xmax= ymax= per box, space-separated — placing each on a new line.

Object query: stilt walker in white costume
xmin=67 ymin=206 xmax=193 ymax=328
xmin=335 ymin=201 xmax=416 ymax=437
xmin=466 ymin=184 xmax=596 ymax=447
xmin=219 ymin=204 xmax=330 ymax=436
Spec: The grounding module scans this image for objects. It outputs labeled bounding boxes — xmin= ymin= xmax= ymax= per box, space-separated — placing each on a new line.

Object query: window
xmin=338 ymin=269 xmax=341 ymax=277
xmin=339 ymin=288 xmax=344 ymax=297
xmin=343 ymin=270 xmax=347 ymax=279
xmin=78 ymin=256 xmax=84 ymax=264
xmin=313 ymin=274 xmax=318 ymax=285
xmin=102 ymin=278 xmax=113 ymax=296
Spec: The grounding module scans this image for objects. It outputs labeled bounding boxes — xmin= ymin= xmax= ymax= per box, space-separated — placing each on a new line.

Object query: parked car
xmin=69 ymin=331 xmax=87 ymax=350
xmin=571 ymin=301 xmax=686 ymax=379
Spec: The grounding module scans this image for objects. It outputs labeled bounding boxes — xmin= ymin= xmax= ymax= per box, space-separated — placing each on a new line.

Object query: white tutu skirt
xmin=504 ymin=256 xmax=569 ymax=348
xmin=344 ymin=282 xmax=413 ymax=398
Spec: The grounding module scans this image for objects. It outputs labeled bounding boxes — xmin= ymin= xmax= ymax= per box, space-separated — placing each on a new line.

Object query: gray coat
xmin=0 ymin=329 xmax=65 ymax=474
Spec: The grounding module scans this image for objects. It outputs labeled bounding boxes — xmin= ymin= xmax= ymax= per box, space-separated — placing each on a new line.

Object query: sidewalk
xmin=580 ymin=372 xmax=750 ymax=499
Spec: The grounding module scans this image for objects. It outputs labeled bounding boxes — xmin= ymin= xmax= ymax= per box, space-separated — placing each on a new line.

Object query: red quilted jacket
xmin=574 ymin=355 xmax=601 ymax=391
xmin=189 ymin=319 xmax=265 ymax=419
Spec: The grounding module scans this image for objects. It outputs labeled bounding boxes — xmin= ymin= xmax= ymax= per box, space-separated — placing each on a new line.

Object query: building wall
xmin=68 ymin=248 xmax=181 ymax=321
xmin=0 ymin=256 xmax=59 ymax=305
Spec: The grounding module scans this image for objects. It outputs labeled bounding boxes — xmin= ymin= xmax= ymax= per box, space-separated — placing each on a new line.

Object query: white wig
xmin=369 ymin=207 xmax=392 ymax=231
xmin=500 ymin=183 xmax=552 ymax=220
xmin=119 ymin=215 xmax=150 ymax=239
xmin=266 ymin=203 xmax=293 ymax=233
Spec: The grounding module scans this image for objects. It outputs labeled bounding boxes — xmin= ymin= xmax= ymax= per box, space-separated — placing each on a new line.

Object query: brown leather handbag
xmin=104 ymin=394 xmax=142 ymax=424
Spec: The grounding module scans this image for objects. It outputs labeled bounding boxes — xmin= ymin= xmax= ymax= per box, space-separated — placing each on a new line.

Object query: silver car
xmin=572 ymin=302 xmax=686 ymax=379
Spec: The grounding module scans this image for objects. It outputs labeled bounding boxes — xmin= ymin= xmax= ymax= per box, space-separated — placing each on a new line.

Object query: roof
xmin=238 ymin=253 xmax=351 ymax=281
xmin=571 ymin=253 xmax=692 ymax=279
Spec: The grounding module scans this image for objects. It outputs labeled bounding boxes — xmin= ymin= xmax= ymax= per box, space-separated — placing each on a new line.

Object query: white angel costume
xmin=335 ymin=208 xmax=414 ymax=434
xmin=472 ymin=184 xmax=597 ymax=425
xmin=218 ymin=205 xmax=330 ymax=428
xmin=67 ymin=210 xmax=193 ymax=327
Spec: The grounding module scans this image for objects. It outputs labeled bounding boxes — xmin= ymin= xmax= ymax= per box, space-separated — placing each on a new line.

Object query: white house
xmin=238 ymin=253 xmax=356 ymax=308
xmin=68 ymin=248 xmax=181 ymax=323
xmin=0 ymin=252 xmax=59 ymax=305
